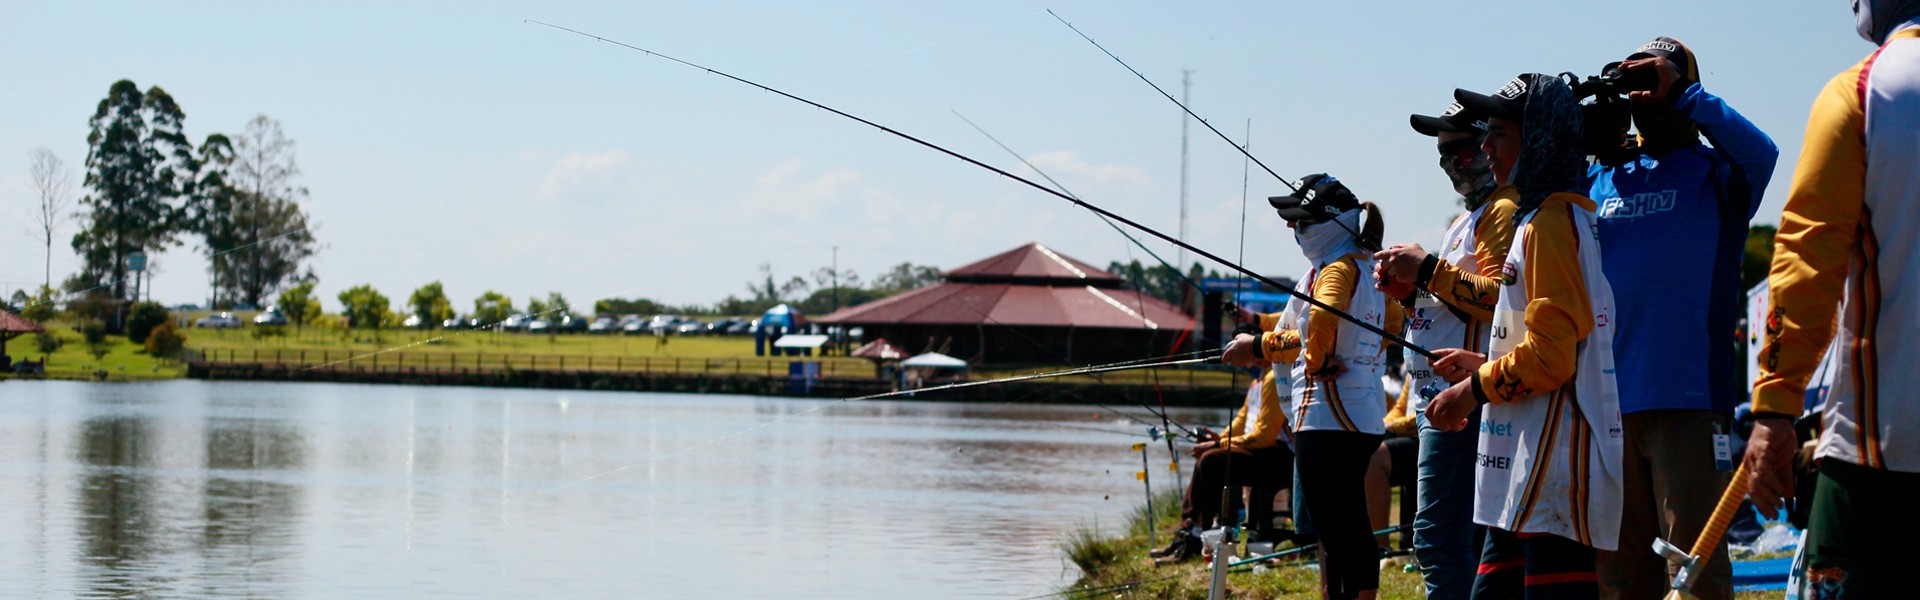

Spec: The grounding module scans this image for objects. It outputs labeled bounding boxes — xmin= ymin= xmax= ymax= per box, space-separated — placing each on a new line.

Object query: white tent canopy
xmin=772 ymin=334 xmax=829 ymax=349
xmin=901 ymin=352 xmax=967 ymax=369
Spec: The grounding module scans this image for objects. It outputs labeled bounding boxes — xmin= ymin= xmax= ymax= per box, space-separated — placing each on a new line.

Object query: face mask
xmin=1439 ymin=149 xmax=1493 ymax=199
xmin=1293 ymin=210 xmax=1361 ymax=264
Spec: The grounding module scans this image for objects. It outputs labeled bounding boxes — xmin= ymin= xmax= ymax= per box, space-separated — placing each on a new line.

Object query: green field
xmin=1 ymin=325 xmax=186 ymax=381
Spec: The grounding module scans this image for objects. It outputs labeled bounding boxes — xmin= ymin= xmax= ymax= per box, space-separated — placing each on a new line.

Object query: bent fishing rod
xmin=1048 ymin=10 xmax=1296 ymax=193
xmin=526 ymin=21 xmax=1434 ymax=359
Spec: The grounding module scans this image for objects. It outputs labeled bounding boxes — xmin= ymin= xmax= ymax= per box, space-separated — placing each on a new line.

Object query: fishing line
xmin=532 ymin=353 xmax=1218 ymax=493
xmin=1047 ymin=10 xmax=1297 ymax=193
xmin=521 ymin=21 xmax=1432 ymax=358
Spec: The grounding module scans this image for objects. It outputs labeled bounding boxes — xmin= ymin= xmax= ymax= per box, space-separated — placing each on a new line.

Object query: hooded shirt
xmin=1509 ymin=74 xmax=1587 ymax=222
xmin=1857 ymin=0 xmax=1920 ymax=42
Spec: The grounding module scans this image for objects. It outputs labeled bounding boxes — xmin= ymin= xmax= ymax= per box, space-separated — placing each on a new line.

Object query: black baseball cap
xmin=1410 ymin=101 xmax=1488 ymax=136
xmin=1626 ymin=36 xmax=1700 ymax=82
xmin=1455 ymin=74 xmax=1537 ymax=122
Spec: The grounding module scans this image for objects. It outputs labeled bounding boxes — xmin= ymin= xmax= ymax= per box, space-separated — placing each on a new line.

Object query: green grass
xmin=1057 ymin=489 xmax=1786 ymax=599
xmin=1 ymin=326 xmax=186 ymax=381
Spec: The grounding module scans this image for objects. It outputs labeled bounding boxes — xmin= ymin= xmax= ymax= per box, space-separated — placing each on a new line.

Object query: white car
xmin=195 ymin=312 xmax=243 ymax=329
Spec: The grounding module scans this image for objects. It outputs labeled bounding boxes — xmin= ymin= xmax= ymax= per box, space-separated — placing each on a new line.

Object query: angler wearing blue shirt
xmin=1585 ymin=37 xmax=1778 ymax=600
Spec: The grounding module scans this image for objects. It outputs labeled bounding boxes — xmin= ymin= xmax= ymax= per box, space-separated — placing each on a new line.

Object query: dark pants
xmin=1417 ymin=412 xmax=1486 ymax=600
xmin=1180 ymin=444 xmax=1291 ymax=531
xmin=1806 ymin=458 xmax=1920 ymax=599
xmin=1296 ymin=429 xmax=1382 ymax=600
xmin=1472 ymin=528 xmax=1598 ymax=600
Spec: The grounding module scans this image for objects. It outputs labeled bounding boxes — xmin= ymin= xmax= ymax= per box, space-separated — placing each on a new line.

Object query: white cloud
xmin=535 ymin=151 xmax=640 ymax=205
xmin=1020 ymin=150 xmax=1152 ymax=195
xmin=740 ymin=160 xmax=864 ymax=219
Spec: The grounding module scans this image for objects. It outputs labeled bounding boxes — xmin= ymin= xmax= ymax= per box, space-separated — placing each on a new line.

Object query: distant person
xmin=1424 ymin=73 xmax=1622 ymax=599
xmin=1581 ymin=36 xmax=1778 ymax=600
xmin=1225 ymin=173 xmax=1400 ymax=600
xmin=1746 ymin=3 xmax=1920 ymax=597
xmin=1373 ymin=97 xmax=1515 ymax=600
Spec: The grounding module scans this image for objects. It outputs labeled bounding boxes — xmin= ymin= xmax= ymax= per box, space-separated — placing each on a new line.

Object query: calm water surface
xmin=0 ymin=380 xmax=1222 ymax=598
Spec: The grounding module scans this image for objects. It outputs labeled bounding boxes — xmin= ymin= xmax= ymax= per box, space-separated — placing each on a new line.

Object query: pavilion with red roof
xmin=815 ymin=242 xmax=1193 ymax=365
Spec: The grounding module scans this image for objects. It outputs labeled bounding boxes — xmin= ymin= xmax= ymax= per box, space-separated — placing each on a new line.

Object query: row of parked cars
xmin=192 ymin=307 xmax=286 ymax=328
xmin=190 ymin=307 xmax=777 ymax=335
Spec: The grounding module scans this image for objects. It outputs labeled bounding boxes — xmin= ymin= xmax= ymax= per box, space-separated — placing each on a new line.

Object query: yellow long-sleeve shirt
xmin=1473 ymin=194 xmax=1597 ymax=404
xmin=1257 ymin=256 xmax=1406 ymax=372
xmin=1423 ymin=187 xmax=1522 ymax=323
xmin=1222 ymin=369 xmax=1290 ymax=450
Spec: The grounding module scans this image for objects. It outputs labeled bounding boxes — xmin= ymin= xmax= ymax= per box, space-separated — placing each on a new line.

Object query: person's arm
xmin=1300 ymin=259 xmax=1358 ymax=375
xmin=1676 ymin=83 xmax=1780 ymax=218
xmin=1471 ymin=201 xmax=1594 ymax=404
xmin=1384 ymin=374 xmax=1416 ymax=437
xmin=1752 ymin=68 xmax=1866 ymax=419
xmin=1257 ymin=328 xmax=1303 ymax=365
xmin=1420 ymin=190 xmax=1519 ymax=322
xmin=1223 ymin=371 xmax=1287 ymax=449
xmin=1258 ymin=312 xmax=1284 ymax=332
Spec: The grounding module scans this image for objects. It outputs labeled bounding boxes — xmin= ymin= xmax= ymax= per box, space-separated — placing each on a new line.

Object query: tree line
xmin=24 ymin=80 xmax=319 ymax=333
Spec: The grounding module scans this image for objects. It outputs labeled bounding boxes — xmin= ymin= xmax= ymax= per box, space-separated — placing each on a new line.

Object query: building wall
xmin=850 ymin=324 xmax=1189 ymax=366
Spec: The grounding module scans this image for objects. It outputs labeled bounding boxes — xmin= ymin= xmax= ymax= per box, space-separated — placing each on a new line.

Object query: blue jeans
xmin=1416 ymin=411 xmax=1485 ymax=600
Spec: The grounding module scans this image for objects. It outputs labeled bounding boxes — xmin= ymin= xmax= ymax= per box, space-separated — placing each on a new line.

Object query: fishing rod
xmin=948 ymin=111 xmax=1206 ymax=445
xmin=526 ymin=21 xmax=1435 ymax=359
xmin=1048 ymin=10 xmax=1296 ymax=193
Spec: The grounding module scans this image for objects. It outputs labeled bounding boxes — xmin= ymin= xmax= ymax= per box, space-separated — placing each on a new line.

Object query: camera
xmin=1565 ymin=62 xmax=1660 ymax=167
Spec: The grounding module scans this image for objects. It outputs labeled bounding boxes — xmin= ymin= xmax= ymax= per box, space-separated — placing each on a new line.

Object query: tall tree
xmin=73 ymin=80 xmax=197 ymax=325
xmin=28 ymin=147 xmax=74 ymax=291
xmin=408 ymin=282 xmax=454 ymax=328
xmin=473 ymin=291 xmax=513 ymax=326
xmin=194 ymin=115 xmax=318 ymax=307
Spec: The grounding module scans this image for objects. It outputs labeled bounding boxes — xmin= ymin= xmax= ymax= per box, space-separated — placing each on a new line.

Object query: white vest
xmin=1474 ymin=202 xmax=1626 ymax=550
xmin=1406 ymin=206 xmax=1489 ymax=414
xmin=1286 ymin=257 xmax=1391 ymax=435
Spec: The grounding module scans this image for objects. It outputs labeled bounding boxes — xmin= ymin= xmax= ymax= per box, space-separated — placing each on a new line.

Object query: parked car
xmin=674 ymin=321 xmax=705 ymax=335
xmin=646 ymin=315 xmax=680 ymax=333
xmin=620 ymin=315 xmax=647 ymax=334
xmin=402 ymin=314 xmax=425 ymax=329
xmin=725 ymin=320 xmax=752 ymax=335
xmin=443 ymin=317 xmax=466 ymax=330
xmin=588 ymin=316 xmax=617 ymax=334
xmin=527 ymin=318 xmax=553 ymax=334
xmin=557 ymin=315 xmax=588 ymax=333
xmin=253 ymin=307 xmax=287 ymax=326
xmin=501 ymin=314 xmax=531 ymax=331
xmin=195 ymin=312 xmax=243 ymax=329
xmin=706 ymin=318 xmax=736 ymax=334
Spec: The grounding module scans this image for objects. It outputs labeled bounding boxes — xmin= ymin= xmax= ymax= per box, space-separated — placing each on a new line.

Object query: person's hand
xmin=1194 ymin=426 xmax=1218 ymax=442
xmin=1222 ymin=333 xmax=1261 ymax=367
xmin=1744 ymin=416 xmax=1799 ymax=517
xmin=1622 ymin=56 xmax=1683 ymax=104
xmin=1373 ymin=244 xmax=1430 ymax=286
xmin=1229 ymin=304 xmax=1258 ymax=326
xmin=1190 ymin=439 xmax=1217 ymax=459
xmin=1430 ymin=348 xmax=1488 ymax=384
xmin=1425 ymin=380 xmax=1477 ymax=432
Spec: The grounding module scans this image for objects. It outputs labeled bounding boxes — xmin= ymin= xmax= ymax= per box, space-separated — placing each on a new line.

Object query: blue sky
xmin=0 ymin=1 xmax=1875 ymax=312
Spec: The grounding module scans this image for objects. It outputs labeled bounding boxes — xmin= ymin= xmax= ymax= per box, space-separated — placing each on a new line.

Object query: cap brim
xmin=1454 ymin=88 xmax=1522 ymax=122
xmin=1409 ymin=114 xmax=1454 ymax=136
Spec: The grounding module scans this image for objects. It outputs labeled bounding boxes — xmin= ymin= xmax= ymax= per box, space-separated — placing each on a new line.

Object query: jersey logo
xmin=1596 ymin=190 xmax=1678 ymax=219
xmin=1501 ymin=262 xmax=1518 ymax=286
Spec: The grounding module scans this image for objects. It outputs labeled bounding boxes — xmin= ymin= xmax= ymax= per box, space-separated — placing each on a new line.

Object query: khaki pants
xmin=1597 ymin=409 xmax=1732 ymax=600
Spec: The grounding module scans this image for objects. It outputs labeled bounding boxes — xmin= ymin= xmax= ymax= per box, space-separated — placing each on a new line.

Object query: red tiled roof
xmin=0 ymin=312 xmax=46 ymax=333
xmin=816 ymin=281 xmax=1190 ymax=330
xmin=943 ymin=242 xmax=1122 ymax=284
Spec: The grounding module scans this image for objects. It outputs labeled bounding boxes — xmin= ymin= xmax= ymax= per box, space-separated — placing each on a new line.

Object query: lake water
xmin=0 ymin=380 xmax=1224 ymax=598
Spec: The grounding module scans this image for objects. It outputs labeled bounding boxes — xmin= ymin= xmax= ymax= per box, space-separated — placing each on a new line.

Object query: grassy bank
xmin=1 ymin=326 xmax=185 ymax=381
xmin=1057 ymin=491 xmax=1783 ymax=599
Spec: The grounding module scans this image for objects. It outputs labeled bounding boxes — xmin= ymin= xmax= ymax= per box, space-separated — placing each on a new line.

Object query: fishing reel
xmin=1564 ymin=63 xmax=1657 ymax=168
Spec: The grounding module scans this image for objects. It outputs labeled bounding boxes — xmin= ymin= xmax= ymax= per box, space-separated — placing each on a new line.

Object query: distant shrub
xmin=81 ymin=321 xmax=110 ymax=362
xmin=145 ymin=321 xmax=186 ymax=359
xmin=126 ymin=301 xmax=171 ymax=343
xmin=34 ymin=331 xmax=62 ymax=355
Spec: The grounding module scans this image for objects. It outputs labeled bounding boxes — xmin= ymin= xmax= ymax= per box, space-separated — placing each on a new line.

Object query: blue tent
xmin=761 ymin=304 xmax=806 ymax=329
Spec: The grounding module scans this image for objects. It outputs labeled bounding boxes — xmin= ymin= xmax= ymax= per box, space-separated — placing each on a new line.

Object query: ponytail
xmin=1356 ymin=201 xmax=1386 ymax=252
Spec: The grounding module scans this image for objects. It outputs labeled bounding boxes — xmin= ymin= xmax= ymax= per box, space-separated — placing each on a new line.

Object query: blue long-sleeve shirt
xmin=1588 ymin=82 xmax=1779 ymax=416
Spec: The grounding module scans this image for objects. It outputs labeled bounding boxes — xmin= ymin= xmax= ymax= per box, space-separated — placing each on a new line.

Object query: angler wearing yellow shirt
xmin=1149 ymin=361 xmax=1294 ymax=564
xmin=1375 ymin=98 xmax=1518 ymax=600
xmin=1225 ymin=173 xmax=1401 ymax=600
xmin=1746 ymin=3 xmax=1920 ymax=595
xmin=1426 ymin=73 xmax=1624 ymax=599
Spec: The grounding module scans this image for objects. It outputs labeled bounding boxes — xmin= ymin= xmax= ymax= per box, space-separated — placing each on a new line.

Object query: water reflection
xmin=0 ymin=381 xmax=1226 ymax=598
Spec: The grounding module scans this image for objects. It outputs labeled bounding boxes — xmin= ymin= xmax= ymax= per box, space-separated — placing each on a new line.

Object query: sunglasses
xmin=1438 ymin=137 xmax=1481 ymax=159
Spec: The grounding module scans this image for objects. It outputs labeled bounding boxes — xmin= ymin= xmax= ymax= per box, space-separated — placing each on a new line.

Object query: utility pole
xmin=1178 ymin=69 xmax=1192 ymax=276
xmin=831 ymin=246 xmax=840 ymax=314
